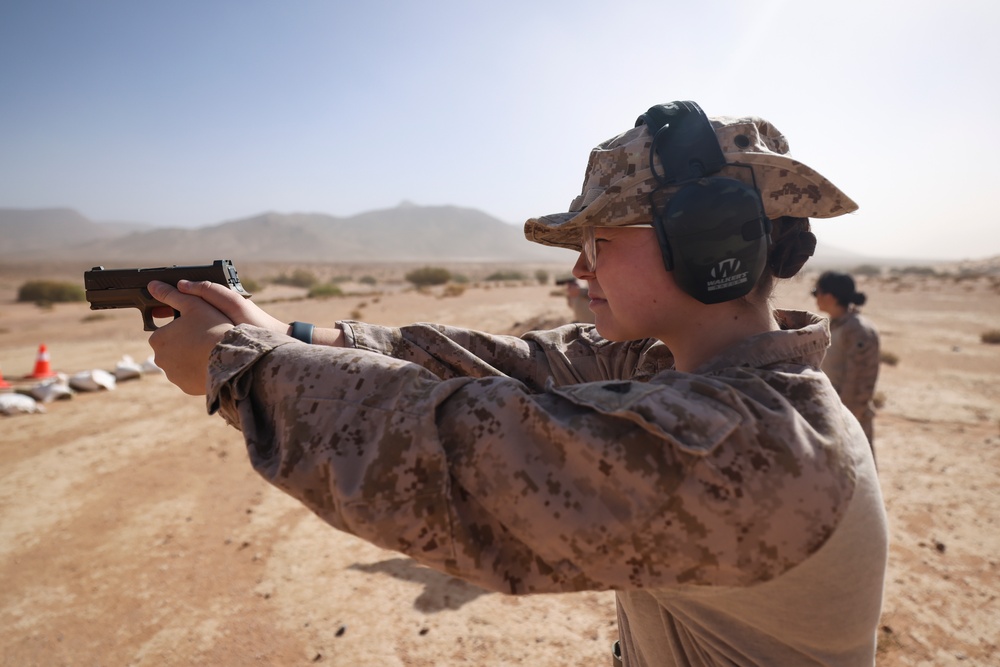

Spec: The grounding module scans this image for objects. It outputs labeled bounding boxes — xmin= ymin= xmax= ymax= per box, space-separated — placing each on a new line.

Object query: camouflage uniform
xmin=821 ymin=310 xmax=880 ymax=450
xmin=205 ymin=310 xmax=887 ymax=667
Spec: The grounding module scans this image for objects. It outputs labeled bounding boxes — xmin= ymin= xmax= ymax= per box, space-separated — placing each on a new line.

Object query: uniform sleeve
xmin=836 ymin=318 xmax=880 ymax=418
xmin=205 ymin=325 xmax=855 ymax=596
xmin=339 ymin=320 xmax=672 ymax=387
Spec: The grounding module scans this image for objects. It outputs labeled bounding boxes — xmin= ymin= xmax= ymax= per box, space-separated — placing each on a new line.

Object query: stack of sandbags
xmin=22 ymin=373 xmax=73 ymax=403
xmin=0 ymin=393 xmax=45 ymax=416
xmin=114 ymin=355 xmax=144 ymax=382
xmin=69 ymin=369 xmax=117 ymax=392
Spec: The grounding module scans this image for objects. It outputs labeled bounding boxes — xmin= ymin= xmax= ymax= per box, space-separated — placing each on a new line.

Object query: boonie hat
xmin=524 ymin=113 xmax=858 ymax=251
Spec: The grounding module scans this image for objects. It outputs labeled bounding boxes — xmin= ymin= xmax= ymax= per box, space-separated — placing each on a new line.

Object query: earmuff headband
xmin=638 ymin=101 xmax=771 ymax=304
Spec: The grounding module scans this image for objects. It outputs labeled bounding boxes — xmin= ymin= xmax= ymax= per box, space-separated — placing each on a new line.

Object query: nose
xmin=572 ymin=252 xmax=594 ymax=281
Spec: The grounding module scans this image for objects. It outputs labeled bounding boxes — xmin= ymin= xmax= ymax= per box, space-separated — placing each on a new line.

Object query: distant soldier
xmin=557 ymin=277 xmax=596 ymax=323
xmin=814 ymin=271 xmax=881 ymax=457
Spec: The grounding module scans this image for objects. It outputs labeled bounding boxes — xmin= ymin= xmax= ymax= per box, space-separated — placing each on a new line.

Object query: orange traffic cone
xmin=0 ymin=363 xmax=11 ymax=388
xmin=27 ymin=344 xmax=57 ymax=380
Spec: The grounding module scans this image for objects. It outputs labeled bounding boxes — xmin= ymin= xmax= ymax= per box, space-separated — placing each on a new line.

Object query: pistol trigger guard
xmin=142 ymin=310 xmax=158 ymax=332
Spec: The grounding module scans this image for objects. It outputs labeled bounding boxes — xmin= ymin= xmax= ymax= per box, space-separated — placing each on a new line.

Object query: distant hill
xmin=0 ymin=204 xmax=945 ymax=270
xmin=0 ymin=205 xmax=569 ymax=265
xmin=0 ymin=208 xmax=127 ymax=255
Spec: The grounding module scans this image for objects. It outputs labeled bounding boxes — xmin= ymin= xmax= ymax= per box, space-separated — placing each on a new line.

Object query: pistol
xmin=84 ymin=259 xmax=252 ymax=331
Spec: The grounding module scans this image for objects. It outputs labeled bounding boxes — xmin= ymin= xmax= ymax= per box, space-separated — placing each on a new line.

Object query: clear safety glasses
xmin=581 ymin=224 xmax=655 ymax=272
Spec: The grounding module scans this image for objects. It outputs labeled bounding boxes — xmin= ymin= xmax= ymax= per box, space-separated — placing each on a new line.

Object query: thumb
xmin=174 ymin=279 xmax=250 ymax=323
xmin=147 ymin=280 xmax=187 ymax=309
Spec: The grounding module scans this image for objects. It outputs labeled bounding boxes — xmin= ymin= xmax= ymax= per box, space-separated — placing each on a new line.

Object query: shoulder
xmin=839 ymin=311 xmax=879 ymax=340
xmin=570 ymin=367 xmax=857 ymax=583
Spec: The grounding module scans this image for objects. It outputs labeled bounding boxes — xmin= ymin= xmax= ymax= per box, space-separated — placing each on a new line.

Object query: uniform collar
xmin=693 ymin=309 xmax=831 ymax=374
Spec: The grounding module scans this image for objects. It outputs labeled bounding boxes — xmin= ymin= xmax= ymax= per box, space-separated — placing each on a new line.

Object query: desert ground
xmin=1 ymin=260 xmax=998 ymax=666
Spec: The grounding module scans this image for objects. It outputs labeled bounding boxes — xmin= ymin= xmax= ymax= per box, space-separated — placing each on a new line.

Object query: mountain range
xmin=0 ymin=204 xmax=571 ymax=266
xmin=0 ymin=204 xmax=898 ymax=268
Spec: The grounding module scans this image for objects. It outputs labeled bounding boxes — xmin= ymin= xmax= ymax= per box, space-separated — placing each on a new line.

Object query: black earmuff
xmin=636 ymin=101 xmax=771 ymax=304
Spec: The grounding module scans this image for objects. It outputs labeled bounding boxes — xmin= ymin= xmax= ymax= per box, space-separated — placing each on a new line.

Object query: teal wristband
xmin=289 ymin=321 xmax=314 ymax=344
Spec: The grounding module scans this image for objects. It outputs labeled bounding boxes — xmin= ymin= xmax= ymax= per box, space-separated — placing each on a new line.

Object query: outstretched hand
xmin=147 ymin=279 xmax=288 ymax=395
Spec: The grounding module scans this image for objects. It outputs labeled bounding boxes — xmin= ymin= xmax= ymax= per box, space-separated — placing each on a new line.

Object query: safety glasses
xmin=581 ymin=223 xmax=655 ymax=272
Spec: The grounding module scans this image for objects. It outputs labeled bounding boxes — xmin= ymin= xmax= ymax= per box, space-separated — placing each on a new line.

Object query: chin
xmin=594 ymin=321 xmax=640 ymax=342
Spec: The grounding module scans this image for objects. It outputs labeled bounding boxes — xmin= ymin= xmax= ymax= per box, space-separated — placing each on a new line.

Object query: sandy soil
xmin=1 ymin=265 xmax=998 ymax=666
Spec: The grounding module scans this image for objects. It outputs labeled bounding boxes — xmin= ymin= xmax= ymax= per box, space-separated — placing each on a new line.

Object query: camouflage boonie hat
xmin=524 ymin=112 xmax=859 ymax=251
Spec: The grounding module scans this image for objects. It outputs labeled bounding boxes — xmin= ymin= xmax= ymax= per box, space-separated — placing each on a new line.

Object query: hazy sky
xmin=2 ymin=1 xmax=998 ymax=260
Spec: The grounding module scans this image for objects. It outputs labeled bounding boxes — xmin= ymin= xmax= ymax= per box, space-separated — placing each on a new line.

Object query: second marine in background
xmin=814 ymin=270 xmax=882 ymax=457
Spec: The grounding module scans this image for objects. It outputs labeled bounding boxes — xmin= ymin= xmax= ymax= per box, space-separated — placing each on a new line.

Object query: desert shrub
xmin=307 ymin=283 xmax=344 ymax=298
xmin=442 ymin=284 xmax=466 ymax=298
xmin=880 ymin=351 xmax=899 ymax=366
xmin=350 ymin=309 xmax=363 ymax=319
xmin=273 ymin=269 xmax=319 ymax=288
xmin=359 ymin=275 xmax=377 ymax=286
xmin=852 ymin=264 xmax=883 ymax=277
xmin=451 ymin=273 xmax=469 ymax=284
xmin=405 ymin=266 xmax=451 ymax=287
xmin=534 ymin=269 xmax=550 ymax=285
xmin=981 ymin=330 xmax=1000 ymax=345
xmin=81 ymin=313 xmax=109 ymax=323
xmin=873 ymin=391 xmax=887 ymax=410
xmin=485 ymin=269 xmax=527 ymax=282
xmin=18 ymin=280 xmax=85 ymax=304
xmin=239 ymin=276 xmax=262 ymax=293
xmin=891 ymin=265 xmax=938 ymax=277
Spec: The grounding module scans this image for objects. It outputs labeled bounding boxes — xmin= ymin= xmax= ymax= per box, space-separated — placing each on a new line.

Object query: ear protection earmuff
xmin=636 ymin=101 xmax=772 ymax=304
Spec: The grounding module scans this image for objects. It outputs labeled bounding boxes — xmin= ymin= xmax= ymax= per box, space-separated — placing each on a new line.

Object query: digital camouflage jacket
xmin=822 ymin=309 xmax=880 ymax=446
xmin=206 ymin=310 xmax=887 ymax=666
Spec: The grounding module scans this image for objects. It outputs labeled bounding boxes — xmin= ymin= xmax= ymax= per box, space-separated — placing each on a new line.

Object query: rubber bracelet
xmin=289 ymin=321 xmax=315 ymax=344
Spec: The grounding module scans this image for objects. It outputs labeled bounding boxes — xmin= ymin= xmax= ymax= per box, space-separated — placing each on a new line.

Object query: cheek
xmin=599 ymin=233 xmax=675 ymax=310
xmin=606 ymin=267 xmax=675 ymax=319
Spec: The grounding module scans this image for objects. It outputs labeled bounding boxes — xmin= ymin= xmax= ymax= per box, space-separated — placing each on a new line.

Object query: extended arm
xmin=206 ymin=325 xmax=853 ymax=596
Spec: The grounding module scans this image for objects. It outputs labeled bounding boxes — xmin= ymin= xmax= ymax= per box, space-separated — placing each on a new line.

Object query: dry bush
xmin=880 ymin=351 xmax=900 ymax=366
xmin=442 ymin=284 xmax=466 ymax=298
xmin=405 ymin=267 xmax=451 ymax=287
xmin=981 ymin=329 xmax=1000 ymax=345
xmin=18 ymin=280 xmax=85 ymax=304
xmin=272 ymin=269 xmax=319 ymax=288
xmin=852 ymin=264 xmax=883 ymax=277
xmin=239 ymin=276 xmax=262 ymax=293
xmin=307 ymin=283 xmax=344 ymax=298
xmin=484 ymin=269 xmax=527 ymax=282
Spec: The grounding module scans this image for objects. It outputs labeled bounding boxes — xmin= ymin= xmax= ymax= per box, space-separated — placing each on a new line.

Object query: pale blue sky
xmin=2 ymin=0 xmax=998 ymax=260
